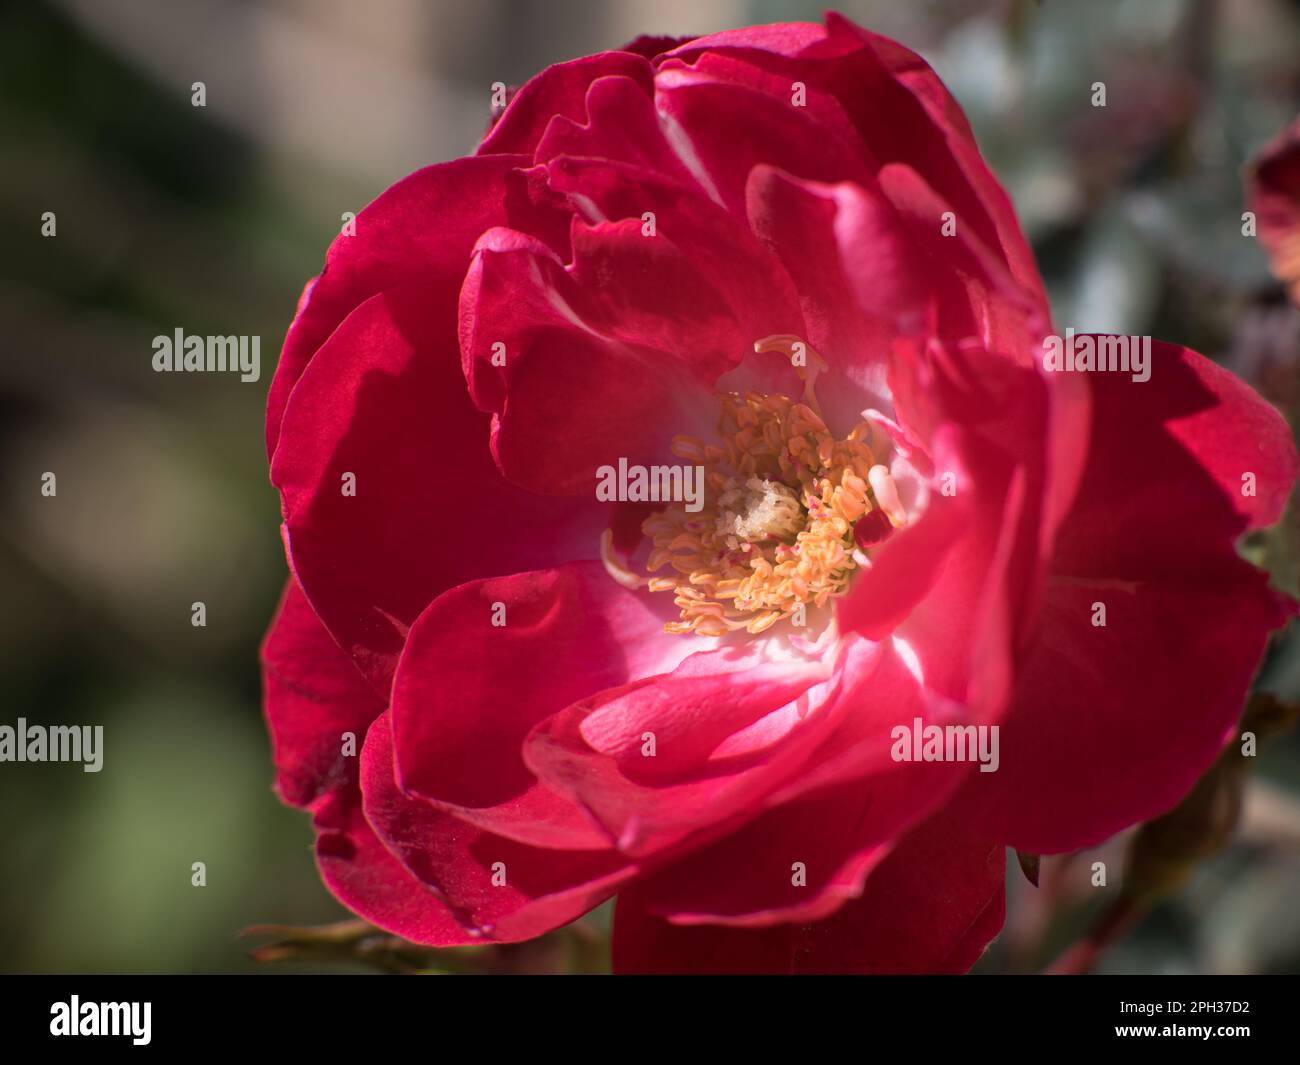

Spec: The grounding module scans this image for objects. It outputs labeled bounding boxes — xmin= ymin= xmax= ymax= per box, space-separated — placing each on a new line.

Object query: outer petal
xmin=872 ymin=162 xmax=1046 ymax=353
xmin=266 ymin=154 xmax=563 ymax=458
xmin=652 ymin=63 xmax=878 ymax=218
xmin=658 ymin=22 xmax=829 ymax=59
xmin=612 ymin=802 xmax=1005 ymax=974
xmin=831 ymin=14 xmax=1049 ymax=313
xmin=625 ymin=770 xmax=953 ymax=928
xmin=967 ymin=342 xmax=1297 ymax=853
xmin=260 ymin=579 xmax=473 ymax=944
xmin=361 ymin=713 xmax=633 ymax=942
xmin=271 ymin=282 xmax=606 ymax=691
xmin=1049 ymin=340 xmax=1295 ymax=559
xmin=478 ymin=52 xmax=654 ymax=158
xmin=389 ymin=562 xmax=703 ymax=849
xmin=660 ymin=13 xmax=1048 ymax=316
xmin=313 ymin=789 xmax=476 ymax=947
xmin=260 ymin=579 xmax=383 ymax=809
xmin=532 ymin=73 xmax=703 ymax=190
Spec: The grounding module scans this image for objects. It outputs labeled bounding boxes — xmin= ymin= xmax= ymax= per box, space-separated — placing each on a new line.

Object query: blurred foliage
xmin=1 ymin=0 xmax=1298 ymax=974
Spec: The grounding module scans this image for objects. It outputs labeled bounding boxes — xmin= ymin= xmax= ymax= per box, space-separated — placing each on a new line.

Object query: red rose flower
xmin=261 ymin=14 xmax=1297 ymax=973
xmin=1251 ymin=113 xmax=1300 ymax=305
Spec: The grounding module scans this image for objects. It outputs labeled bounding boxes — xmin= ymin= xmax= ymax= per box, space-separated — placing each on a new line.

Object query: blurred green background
xmin=1 ymin=0 xmax=1298 ymax=974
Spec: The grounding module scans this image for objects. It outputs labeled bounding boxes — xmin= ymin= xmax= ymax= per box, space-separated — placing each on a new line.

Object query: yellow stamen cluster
xmin=643 ymin=392 xmax=881 ymax=637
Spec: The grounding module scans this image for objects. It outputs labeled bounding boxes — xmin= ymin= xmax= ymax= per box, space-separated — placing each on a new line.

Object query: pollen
xmin=642 ymin=385 xmax=901 ymax=637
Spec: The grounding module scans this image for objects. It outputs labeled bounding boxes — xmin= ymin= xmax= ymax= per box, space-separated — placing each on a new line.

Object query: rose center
xmin=639 ymin=388 xmax=903 ymax=637
xmin=716 ymin=477 xmax=804 ymax=544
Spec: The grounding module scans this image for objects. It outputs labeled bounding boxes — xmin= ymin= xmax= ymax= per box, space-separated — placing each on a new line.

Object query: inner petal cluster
xmin=643 ymin=391 xmax=889 ymax=637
